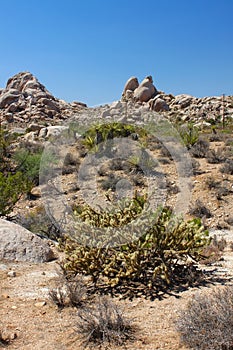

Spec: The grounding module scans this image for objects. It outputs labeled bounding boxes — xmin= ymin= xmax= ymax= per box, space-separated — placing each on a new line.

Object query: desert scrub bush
xmin=100 ymin=173 xmax=121 ymax=192
xmin=13 ymin=147 xmax=56 ymax=186
xmin=220 ymin=159 xmax=233 ymax=175
xmin=60 ymin=207 xmax=210 ymax=293
xmin=0 ymin=171 xmax=31 ymax=217
xmin=49 ymin=274 xmax=88 ymax=309
xmin=0 ymin=329 xmax=10 ymax=347
xmin=82 ymin=122 xmax=147 ymax=151
xmin=200 ymin=234 xmax=227 ymax=265
xmin=189 ymin=199 xmax=212 ymax=219
xmin=176 ymin=286 xmax=233 ymax=350
xmin=205 ymin=176 xmax=221 ymax=190
xmin=77 ymin=297 xmax=135 ymax=348
xmin=178 ymin=123 xmax=199 ymax=149
xmin=207 ymin=148 xmax=226 ymax=164
xmin=13 ymin=148 xmax=42 ymax=185
xmin=190 ymin=139 xmax=210 ymax=158
xmin=0 ymin=129 xmax=33 ymax=217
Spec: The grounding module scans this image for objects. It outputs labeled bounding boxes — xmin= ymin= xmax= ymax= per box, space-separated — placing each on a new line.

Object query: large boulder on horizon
xmin=122 ymin=75 xmax=158 ymax=103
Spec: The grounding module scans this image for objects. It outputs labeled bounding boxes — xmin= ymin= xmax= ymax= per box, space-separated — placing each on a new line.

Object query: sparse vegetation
xmin=15 ymin=206 xmax=63 ymax=240
xmin=207 ymin=148 xmax=226 ymax=164
xmin=220 ymin=159 xmax=233 ymax=175
xmin=49 ymin=274 xmax=88 ymax=309
xmin=178 ymin=123 xmax=199 ymax=149
xmin=176 ymin=286 xmax=233 ymax=350
xmin=82 ymin=122 xmax=146 ymax=151
xmin=0 ymin=171 xmax=31 ymax=217
xmin=189 ymin=199 xmax=212 ymax=219
xmin=61 ymin=206 xmax=210 ymax=295
xmin=200 ymin=234 xmax=227 ymax=265
xmin=76 ymin=297 xmax=135 ymax=348
xmin=190 ymin=139 xmax=210 ymax=158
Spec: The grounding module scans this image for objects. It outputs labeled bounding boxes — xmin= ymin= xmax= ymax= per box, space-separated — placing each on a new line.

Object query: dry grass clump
xmin=200 ymin=234 xmax=227 ymax=265
xmin=49 ymin=274 xmax=88 ymax=309
xmin=76 ymin=297 xmax=135 ymax=348
xmin=189 ymin=199 xmax=212 ymax=219
xmin=176 ymin=286 xmax=233 ymax=350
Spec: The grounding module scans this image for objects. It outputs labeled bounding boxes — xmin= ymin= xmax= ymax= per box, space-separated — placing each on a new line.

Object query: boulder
xmin=0 ymin=219 xmax=55 ymax=263
xmin=149 ymin=97 xmax=169 ymax=112
xmin=122 ymin=76 xmax=139 ymax=96
xmin=133 ymin=76 xmax=158 ymax=103
xmin=0 ymin=89 xmax=20 ymax=108
xmin=38 ymin=125 xmax=69 ymax=139
xmin=173 ymin=94 xmax=194 ymax=108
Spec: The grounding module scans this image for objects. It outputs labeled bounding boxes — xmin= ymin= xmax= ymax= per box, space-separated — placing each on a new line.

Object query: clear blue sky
xmin=0 ymin=0 xmax=232 ymax=106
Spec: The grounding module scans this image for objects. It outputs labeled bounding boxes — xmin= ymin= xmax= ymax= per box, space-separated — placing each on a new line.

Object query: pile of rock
xmin=1 ymin=71 xmax=232 ymax=135
xmin=121 ymin=75 xmax=233 ymax=124
xmin=0 ymin=72 xmax=87 ymax=126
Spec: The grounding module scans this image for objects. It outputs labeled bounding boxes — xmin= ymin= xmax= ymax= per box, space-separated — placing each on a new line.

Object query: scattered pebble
xmin=7 ymin=271 xmax=16 ymax=278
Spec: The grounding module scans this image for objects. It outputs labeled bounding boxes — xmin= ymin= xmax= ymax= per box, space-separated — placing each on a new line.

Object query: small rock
xmin=34 ymin=301 xmax=46 ymax=307
xmin=7 ymin=271 xmax=16 ymax=277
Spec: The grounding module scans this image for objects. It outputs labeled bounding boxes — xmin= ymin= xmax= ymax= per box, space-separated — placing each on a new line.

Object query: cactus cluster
xmin=61 ymin=206 xmax=210 ymax=292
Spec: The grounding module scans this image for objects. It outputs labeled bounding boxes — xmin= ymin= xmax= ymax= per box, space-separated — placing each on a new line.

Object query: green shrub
xmin=0 ymin=171 xmax=30 ymax=217
xmin=13 ymin=149 xmax=42 ymax=186
xmin=13 ymin=148 xmax=57 ymax=186
xmin=82 ymin=122 xmax=147 ymax=151
xmin=178 ymin=123 xmax=199 ymax=149
xmin=176 ymin=286 xmax=233 ymax=350
xmin=61 ymin=207 xmax=210 ymax=292
xmin=0 ymin=128 xmax=15 ymax=172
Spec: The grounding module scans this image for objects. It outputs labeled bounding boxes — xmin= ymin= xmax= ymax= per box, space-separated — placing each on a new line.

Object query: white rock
xmin=0 ymin=219 xmax=55 ymax=263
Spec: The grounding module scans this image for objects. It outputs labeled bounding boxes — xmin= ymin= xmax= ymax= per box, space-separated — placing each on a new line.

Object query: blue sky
xmin=0 ymin=0 xmax=232 ymax=106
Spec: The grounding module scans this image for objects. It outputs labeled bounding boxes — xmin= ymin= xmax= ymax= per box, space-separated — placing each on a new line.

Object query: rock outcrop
xmin=0 ymin=219 xmax=55 ymax=263
xmin=0 ymin=72 xmax=87 ymax=126
xmin=121 ymin=75 xmax=233 ymax=125
xmin=122 ymin=75 xmax=158 ymax=103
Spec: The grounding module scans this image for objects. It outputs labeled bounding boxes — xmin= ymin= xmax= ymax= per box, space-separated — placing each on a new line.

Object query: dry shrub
xmin=200 ymin=235 xmax=227 ymax=265
xmin=49 ymin=275 xmax=88 ymax=309
xmin=190 ymin=139 xmax=210 ymax=158
xmin=220 ymin=159 xmax=233 ymax=175
xmin=176 ymin=286 xmax=233 ymax=350
xmin=189 ymin=199 xmax=212 ymax=219
xmin=76 ymin=297 xmax=135 ymax=348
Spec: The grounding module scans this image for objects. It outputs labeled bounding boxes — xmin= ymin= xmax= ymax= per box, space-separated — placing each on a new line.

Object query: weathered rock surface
xmin=133 ymin=75 xmax=158 ymax=103
xmin=0 ymin=219 xmax=55 ymax=263
xmin=121 ymin=75 xmax=233 ymax=124
xmin=0 ymin=72 xmax=87 ymax=126
xmin=122 ymin=76 xmax=139 ymax=98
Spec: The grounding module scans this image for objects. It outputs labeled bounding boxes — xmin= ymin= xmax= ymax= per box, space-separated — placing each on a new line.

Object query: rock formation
xmin=121 ymin=75 xmax=233 ymax=124
xmin=0 ymin=72 xmax=87 ymax=127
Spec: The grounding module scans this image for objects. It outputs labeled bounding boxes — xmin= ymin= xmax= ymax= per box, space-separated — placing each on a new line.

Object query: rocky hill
xmin=1 ymin=72 xmax=233 ymax=130
xmin=0 ymin=72 xmax=87 ymax=127
xmin=121 ymin=75 xmax=233 ymax=126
